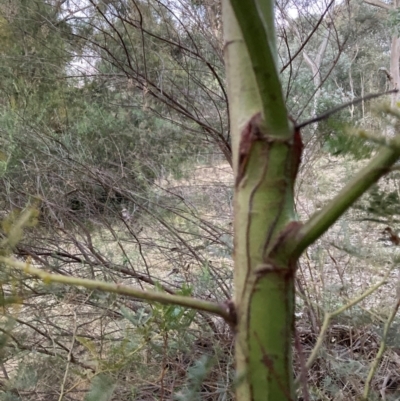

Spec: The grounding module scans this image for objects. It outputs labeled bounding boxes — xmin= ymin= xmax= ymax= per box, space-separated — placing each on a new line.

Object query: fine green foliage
xmin=317 ymin=100 xmax=373 ymax=158
xmin=84 ymin=375 xmax=116 ymax=401
xmin=357 ymin=182 xmax=400 ymax=223
xmin=175 ymin=356 xmax=215 ymax=401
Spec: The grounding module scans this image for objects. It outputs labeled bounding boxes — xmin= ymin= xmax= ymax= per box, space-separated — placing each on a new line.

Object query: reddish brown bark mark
xmin=221 ymin=298 xmax=237 ymax=328
xmin=254 ymin=333 xmax=295 ymax=401
xmin=237 ymin=114 xmax=303 ymax=188
xmin=271 ymin=221 xmax=303 ymax=255
xmin=236 ymin=112 xmax=265 ymax=186
xmin=291 ymin=126 xmax=303 ymax=185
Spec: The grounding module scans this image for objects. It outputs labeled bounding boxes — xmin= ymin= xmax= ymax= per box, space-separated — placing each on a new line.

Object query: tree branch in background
xmin=0 ymin=257 xmax=232 ymax=322
xmin=364 ymin=0 xmax=392 ymax=10
xmin=280 ymin=0 xmax=335 ymax=73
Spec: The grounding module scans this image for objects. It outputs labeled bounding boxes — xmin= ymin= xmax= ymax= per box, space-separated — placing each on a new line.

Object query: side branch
xmin=0 ymin=257 xmax=231 ymax=321
xmin=364 ymin=0 xmax=392 ymax=9
xmin=294 ymin=145 xmax=400 ymax=256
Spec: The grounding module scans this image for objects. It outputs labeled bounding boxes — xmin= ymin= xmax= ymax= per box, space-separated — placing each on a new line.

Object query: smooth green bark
xmin=223 ymin=1 xmax=297 ymax=399
xmin=228 ymin=0 xmax=289 ymax=138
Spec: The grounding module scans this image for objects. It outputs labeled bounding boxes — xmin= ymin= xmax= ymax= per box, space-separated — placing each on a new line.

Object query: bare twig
xmin=295 ymin=90 xmax=398 ymax=129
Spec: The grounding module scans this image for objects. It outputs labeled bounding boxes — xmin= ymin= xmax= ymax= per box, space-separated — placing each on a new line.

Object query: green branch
xmin=228 ymin=0 xmax=289 ymax=137
xmin=295 ymin=145 xmax=400 ymax=255
xmin=0 ymin=257 xmax=230 ymax=321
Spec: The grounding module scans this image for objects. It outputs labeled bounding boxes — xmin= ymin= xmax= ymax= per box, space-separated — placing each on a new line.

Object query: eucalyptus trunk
xmin=223 ymin=1 xmax=400 ymax=401
xmin=223 ymin=1 xmax=300 ymax=399
xmin=364 ymin=0 xmax=400 ymax=106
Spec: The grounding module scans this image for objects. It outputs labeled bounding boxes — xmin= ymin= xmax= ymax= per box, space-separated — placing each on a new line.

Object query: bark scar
xmin=236 ymin=112 xmax=265 ymax=186
xmin=255 ymin=221 xmax=303 ymax=277
xmin=221 ymin=298 xmax=237 ymax=329
xmin=291 ymin=125 xmax=303 ymax=186
xmin=270 ymin=221 xmax=303 ymax=256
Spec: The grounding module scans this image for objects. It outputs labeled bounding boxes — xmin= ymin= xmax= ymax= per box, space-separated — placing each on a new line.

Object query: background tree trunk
xmin=365 ymin=0 xmax=400 ymax=106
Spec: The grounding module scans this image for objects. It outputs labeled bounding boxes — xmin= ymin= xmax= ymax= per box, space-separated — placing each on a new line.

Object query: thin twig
xmin=295 ymin=90 xmax=398 ymax=129
xmin=294 ymin=270 xmax=391 ymax=386
xmin=363 ymin=298 xmax=400 ymax=400
xmin=58 ymin=310 xmax=78 ymax=401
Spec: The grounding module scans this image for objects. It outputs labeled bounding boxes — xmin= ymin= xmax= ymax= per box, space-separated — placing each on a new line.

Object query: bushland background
xmin=0 ymin=0 xmax=400 ymax=400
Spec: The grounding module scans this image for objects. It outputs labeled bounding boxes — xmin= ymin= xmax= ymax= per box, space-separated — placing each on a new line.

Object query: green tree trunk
xmin=223 ymin=1 xmax=400 ymax=400
xmin=223 ymin=1 xmax=299 ymax=399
